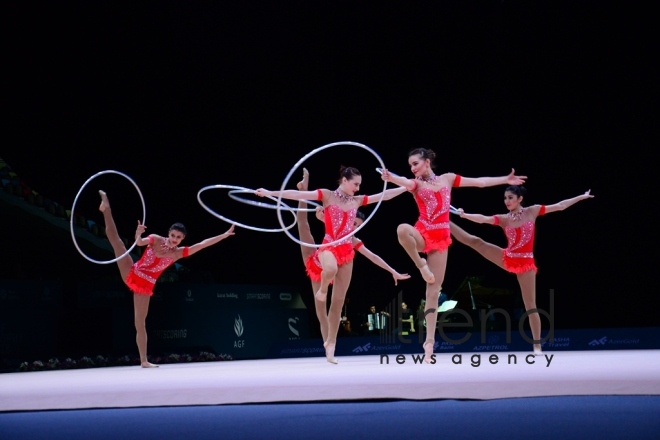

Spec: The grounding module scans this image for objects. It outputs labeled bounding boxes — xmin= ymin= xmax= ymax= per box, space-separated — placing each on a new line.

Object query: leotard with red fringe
xmin=125 ymin=236 xmax=189 ymax=296
xmin=412 ymin=175 xmax=461 ymax=253
xmin=493 ymin=205 xmax=546 ymax=274
xmin=305 ymin=191 xmax=368 ymax=282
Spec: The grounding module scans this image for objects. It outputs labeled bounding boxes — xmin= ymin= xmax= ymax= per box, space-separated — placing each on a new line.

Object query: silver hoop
xmin=70 ymin=170 xmax=145 ymax=265
xmin=198 ymin=184 xmax=298 ymax=232
xmin=227 ymin=189 xmax=321 ymax=212
xmin=276 ymin=141 xmax=387 ymax=248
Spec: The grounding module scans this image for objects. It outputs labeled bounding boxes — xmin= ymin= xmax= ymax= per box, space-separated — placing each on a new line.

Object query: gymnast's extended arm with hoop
xmin=364 ymin=185 xmax=408 ymax=203
xmin=254 ymin=188 xmax=321 ymax=201
xmin=376 ymin=168 xmax=417 ymax=192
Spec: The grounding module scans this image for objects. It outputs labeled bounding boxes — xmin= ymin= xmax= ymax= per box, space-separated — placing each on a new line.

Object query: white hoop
xmin=70 ymin=170 xmax=145 ymax=265
xmin=227 ymin=189 xmax=322 ymax=212
xmin=376 ymin=167 xmax=459 ymax=215
xmin=198 ymin=184 xmax=298 ymax=232
xmin=276 ymin=141 xmax=387 ymax=248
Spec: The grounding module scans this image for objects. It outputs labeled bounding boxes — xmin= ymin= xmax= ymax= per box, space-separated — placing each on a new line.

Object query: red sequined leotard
xmin=412 ymin=175 xmax=461 ymax=253
xmin=493 ymin=206 xmax=546 ymax=274
xmin=305 ymin=190 xmax=368 ymax=282
xmin=125 ymin=236 xmax=190 ymax=296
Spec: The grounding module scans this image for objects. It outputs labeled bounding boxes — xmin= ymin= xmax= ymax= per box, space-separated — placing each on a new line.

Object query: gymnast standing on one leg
xmin=98 ymin=190 xmax=235 ymax=367
xmin=450 ymin=185 xmax=594 ymax=354
xmin=256 ymin=166 xmax=405 ymax=363
xmin=295 ymin=168 xmax=409 ymax=349
xmin=379 ymin=148 xmax=526 ymax=362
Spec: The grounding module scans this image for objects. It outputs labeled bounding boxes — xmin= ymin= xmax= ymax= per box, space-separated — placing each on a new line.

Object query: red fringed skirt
xmin=125 ymin=270 xmax=155 ymax=296
xmin=415 ymin=222 xmax=452 ymax=254
xmin=304 ymin=243 xmax=355 ymax=282
xmin=502 ymin=252 xmax=538 ymax=274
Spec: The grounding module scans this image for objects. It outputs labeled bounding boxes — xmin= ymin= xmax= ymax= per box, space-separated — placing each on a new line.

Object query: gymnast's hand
xmin=380 ymin=168 xmax=394 ymax=182
xmin=315 ymin=206 xmax=325 ymax=222
xmin=222 ymin=224 xmax=236 ymax=238
xmin=456 ymin=208 xmax=466 ymax=217
xmin=506 ymin=168 xmax=527 ymax=185
xmin=136 ymin=220 xmax=147 ymax=236
xmin=392 ymin=271 xmax=411 ymax=285
xmin=254 ymin=188 xmax=271 ymax=197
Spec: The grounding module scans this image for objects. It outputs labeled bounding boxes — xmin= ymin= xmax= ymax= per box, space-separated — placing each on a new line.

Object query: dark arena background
xmin=2 ymin=1 xmax=658 ymax=438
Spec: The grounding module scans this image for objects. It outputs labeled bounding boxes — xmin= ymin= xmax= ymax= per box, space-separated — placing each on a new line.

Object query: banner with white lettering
xmin=112 ymin=307 xmax=309 ymax=360
xmin=266 ymin=327 xmax=660 ymax=359
xmin=78 ymin=282 xmax=304 ymax=310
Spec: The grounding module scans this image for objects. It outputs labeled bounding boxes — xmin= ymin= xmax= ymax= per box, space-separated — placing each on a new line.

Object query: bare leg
xmin=295 ymin=169 xmax=329 ymax=340
xmin=296 ymin=168 xmax=315 ymax=264
xmin=316 ymin=250 xmax=338 ymax=302
xmin=311 ymin=281 xmax=329 ymax=342
xmin=421 ymin=250 xmax=448 ymax=363
xmin=450 ymin=222 xmax=505 ymax=269
xmin=324 ymin=262 xmax=353 ymax=364
xmin=133 ymin=293 xmax=157 ymax=368
xmin=451 ymin=223 xmax=541 ymax=353
xmin=99 ymin=191 xmax=134 ymax=280
xmin=101 ymin=191 xmax=151 ymax=367
xmin=396 ymin=224 xmax=435 ymax=283
xmin=517 ymin=271 xmax=542 ymax=354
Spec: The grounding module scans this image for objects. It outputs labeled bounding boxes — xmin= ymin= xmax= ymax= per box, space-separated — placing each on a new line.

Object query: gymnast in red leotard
xmin=294 ymin=168 xmax=409 ymax=360
xmin=256 ymin=166 xmax=406 ymax=363
xmin=379 ymin=148 xmax=527 ymax=363
xmin=98 ymin=191 xmax=235 ymax=368
xmin=450 ymin=185 xmax=594 ymax=354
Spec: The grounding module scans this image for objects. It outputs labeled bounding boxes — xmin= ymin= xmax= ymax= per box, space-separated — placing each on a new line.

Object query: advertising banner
xmin=112 ymin=300 xmax=309 ymax=359
xmin=0 ymin=281 xmax=62 ymax=360
xmin=79 ymin=282 xmax=304 ymax=310
xmin=266 ymin=327 xmax=660 ymax=359
xmin=0 ymin=280 xmax=62 ymax=309
xmin=0 ymin=309 xmax=59 ymax=359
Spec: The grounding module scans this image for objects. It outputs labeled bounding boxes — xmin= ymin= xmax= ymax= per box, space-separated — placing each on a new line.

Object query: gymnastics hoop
xmin=227 ymin=189 xmax=322 ymax=212
xmin=197 ymin=184 xmax=298 ymax=232
xmin=376 ymin=167 xmax=459 ymax=215
xmin=276 ymin=141 xmax=387 ymax=248
xmin=70 ymin=170 xmax=145 ymax=265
